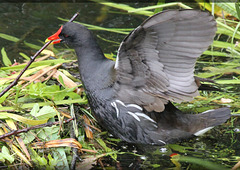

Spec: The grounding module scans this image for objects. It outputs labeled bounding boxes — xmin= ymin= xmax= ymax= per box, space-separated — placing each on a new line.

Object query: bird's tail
xmin=151 ymin=103 xmax=231 ymax=145
xmin=189 ymin=107 xmax=231 ymax=136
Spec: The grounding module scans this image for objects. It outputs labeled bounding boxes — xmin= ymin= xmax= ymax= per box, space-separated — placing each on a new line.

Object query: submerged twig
xmin=0 ymin=118 xmax=74 ymax=140
xmin=0 ymin=12 xmax=80 ymax=97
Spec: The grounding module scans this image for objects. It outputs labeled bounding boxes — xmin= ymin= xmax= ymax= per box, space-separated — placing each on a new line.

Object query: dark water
xmin=0 ymin=2 xmax=153 ymax=63
xmin=0 ymin=2 xmax=239 ymax=170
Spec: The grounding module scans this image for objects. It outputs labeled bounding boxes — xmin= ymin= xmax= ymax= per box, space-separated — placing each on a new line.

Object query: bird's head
xmin=46 ymin=22 xmax=91 ymax=48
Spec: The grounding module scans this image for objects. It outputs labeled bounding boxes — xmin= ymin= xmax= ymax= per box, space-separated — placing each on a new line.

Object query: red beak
xmin=46 ymin=26 xmax=63 ymax=44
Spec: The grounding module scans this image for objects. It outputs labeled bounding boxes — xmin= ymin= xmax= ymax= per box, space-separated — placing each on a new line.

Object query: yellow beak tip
xmin=45 ymin=38 xmax=51 ymax=43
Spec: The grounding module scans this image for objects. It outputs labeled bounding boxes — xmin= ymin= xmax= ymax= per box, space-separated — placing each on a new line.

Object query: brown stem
xmin=0 ymin=118 xmax=74 ymax=140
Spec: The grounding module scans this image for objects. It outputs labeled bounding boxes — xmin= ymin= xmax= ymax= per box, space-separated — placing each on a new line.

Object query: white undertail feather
xmin=194 ymin=126 xmax=214 ymax=136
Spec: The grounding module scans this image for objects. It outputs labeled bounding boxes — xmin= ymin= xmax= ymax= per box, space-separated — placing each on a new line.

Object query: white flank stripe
xmin=126 ymin=104 xmax=143 ymax=111
xmin=111 ymin=102 xmax=119 ymax=118
xmin=194 ymin=126 xmax=214 ymax=136
xmin=127 ymin=111 xmax=140 ymax=121
xmin=114 ymin=42 xmax=123 ymax=69
xmin=115 ymin=100 xmax=126 ymax=106
xmin=158 ymin=140 xmax=166 ymax=145
xmin=115 ymin=54 xmax=119 ymax=69
xmin=201 ymin=109 xmax=215 ymax=114
xmin=135 ymin=112 xmax=156 ymax=123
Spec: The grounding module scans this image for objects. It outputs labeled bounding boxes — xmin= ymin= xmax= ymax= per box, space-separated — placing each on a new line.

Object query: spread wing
xmin=113 ymin=10 xmax=217 ymax=112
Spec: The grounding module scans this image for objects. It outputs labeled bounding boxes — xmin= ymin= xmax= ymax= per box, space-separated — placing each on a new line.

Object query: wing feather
xmin=114 ymin=9 xmax=216 ymax=112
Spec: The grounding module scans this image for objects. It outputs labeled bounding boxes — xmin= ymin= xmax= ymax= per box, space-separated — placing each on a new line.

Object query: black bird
xmin=47 ymin=10 xmax=231 ymax=145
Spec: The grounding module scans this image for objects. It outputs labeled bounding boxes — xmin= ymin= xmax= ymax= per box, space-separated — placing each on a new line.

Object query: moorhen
xmin=47 ymin=10 xmax=231 ymax=145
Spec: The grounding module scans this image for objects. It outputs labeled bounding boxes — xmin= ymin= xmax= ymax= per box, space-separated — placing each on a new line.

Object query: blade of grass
xmin=215 ymin=79 xmax=240 ymax=84
xmin=236 ymin=1 xmax=240 ymax=19
xmin=128 ymin=2 xmax=192 ymax=13
xmin=1 ymin=47 xmax=12 ymax=66
xmin=58 ymin=17 xmax=130 ymax=35
xmin=217 ymin=19 xmax=240 ymax=37
xmin=203 ymin=50 xmax=228 ymax=57
xmin=0 ymin=33 xmax=19 ymax=42
xmin=90 ymin=0 xmax=153 ymax=16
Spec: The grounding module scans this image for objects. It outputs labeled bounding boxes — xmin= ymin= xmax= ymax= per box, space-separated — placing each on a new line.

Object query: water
xmin=0 ymin=3 xmax=151 ymax=63
xmin=0 ymin=2 xmax=239 ymax=169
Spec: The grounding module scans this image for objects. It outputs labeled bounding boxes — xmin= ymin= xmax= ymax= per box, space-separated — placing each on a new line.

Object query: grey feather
xmin=114 ymin=9 xmax=217 ymax=112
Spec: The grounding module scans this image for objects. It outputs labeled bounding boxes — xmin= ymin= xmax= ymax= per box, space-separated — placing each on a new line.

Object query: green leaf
xmin=0 ymin=154 xmax=5 ymax=162
xmin=212 ymin=40 xmax=236 ymax=49
xmin=217 ymin=27 xmax=240 ymax=39
xmin=217 ymin=20 xmax=240 ymax=38
xmin=236 ymin=2 xmax=240 ymax=20
xmin=168 ymin=144 xmax=193 ymax=153
xmin=36 ymin=106 xmax=57 ymax=120
xmin=19 ymin=52 xmax=30 ymax=61
xmin=216 ymin=79 xmax=240 ymax=84
xmin=80 ymin=108 xmax=96 ymax=120
xmin=59 ymin=17 xmax=130 ymax=35
xmin=105 ymin=53 xmax=116 ymax=60
xmin=38 ymin=125 xmax=60 ymax=140
xmin=20 ymin=131 xmax=36 ymax=144
xmin=90 ymin=0 xmax=153 ymax=16
xmin=59 ymin=69 xmax=80 ymax=82
xmin=1 ymin=47 xmax=12 ymax=66
xmin=58 ymin=75 xmax=65 ymax=88
xmin=96 ymin=138 xmax=117 ymax=160
xmin=37 ymin=156 xmax=48 ymax=166
xmin=27 ymin=83 xmax=79 ymax=101
xmin=48 ymin=154 xmax=58 ymax=167
xmin=53 ymin=148 xmax=69 ymax=169
xmin=0 ymin=33 xmax=19 ymax=42
xmin=215 ymin=2 xmax=238 ymax=19
xmin=0 ymin=91 xmax=9 ymax=104
xmin=1 ymin=146 xmax=14 ymax=163
xmin=127 ymin=2 xmax=191 ymax=14
xmin=154 ymin=0 xmax=165 ymax=14
xmin=179 ymin=156 xmax=228 ymax=170
xmin=151 ymin=164 xmax=161 ymax=168
xmin=203 ymin=50 xmax=228 ymax=57
xmin=30 ymin=147 xmax=50 ymax=166
xmin=30 ymin=103 xmax=40 ymax=117
xmin=0 ymin=112 xmax=48 ymax=125
xmin=67 ymin=91 xmax=81 ymax=99
xmin=24 ymin=41 xmax=42 ymax=50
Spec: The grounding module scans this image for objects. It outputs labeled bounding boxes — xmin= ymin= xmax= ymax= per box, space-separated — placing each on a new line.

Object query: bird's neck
xmin=74 ymin=44 xmax=115 ymax=92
